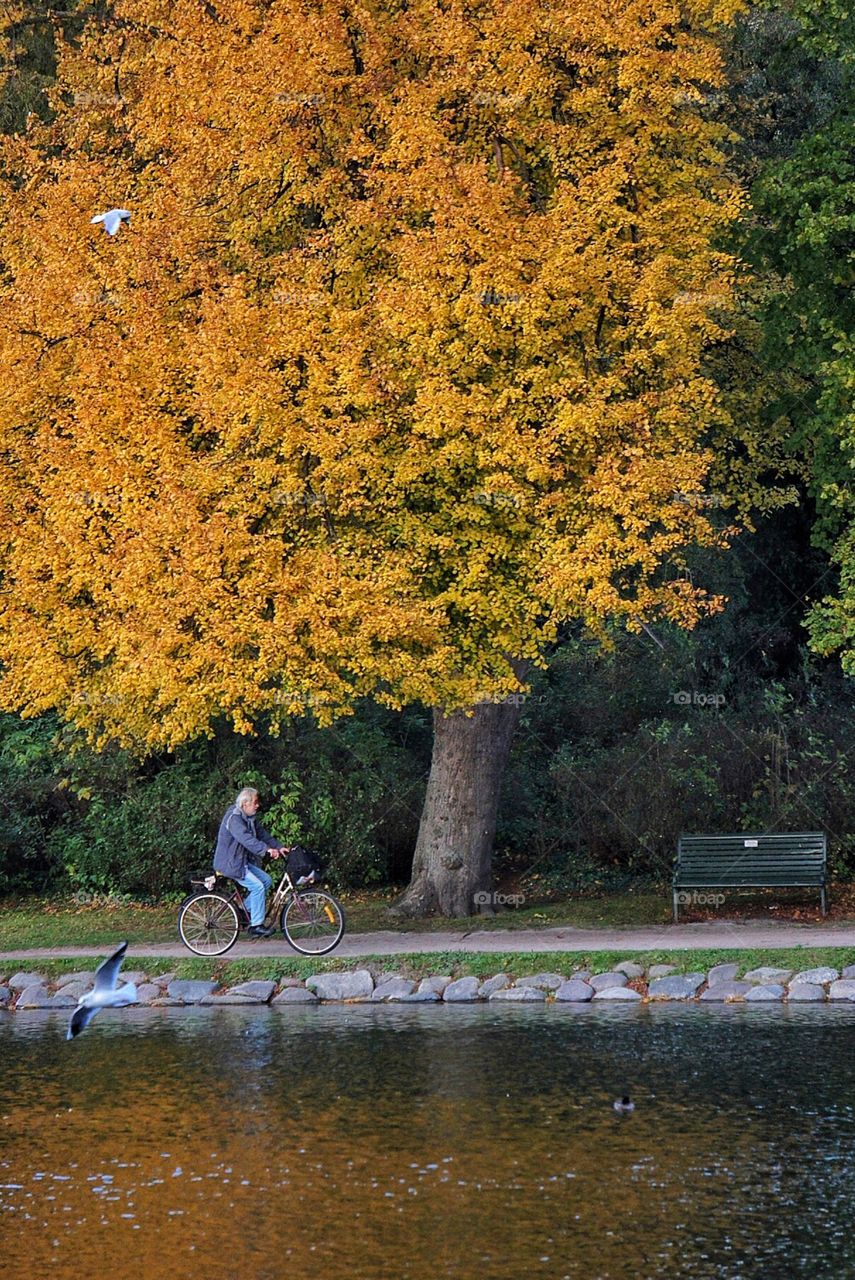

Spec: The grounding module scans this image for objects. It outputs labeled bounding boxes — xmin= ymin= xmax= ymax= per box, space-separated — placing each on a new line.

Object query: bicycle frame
xmin=207 ymin=864 xmax=314 ymax=930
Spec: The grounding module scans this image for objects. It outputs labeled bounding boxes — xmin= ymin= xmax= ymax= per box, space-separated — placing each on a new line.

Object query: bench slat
xmin=672 ymin=832 xmax=828 ymax=920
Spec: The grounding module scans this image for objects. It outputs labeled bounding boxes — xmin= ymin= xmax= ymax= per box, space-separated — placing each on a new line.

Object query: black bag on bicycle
xmin=286 ymin=844 xmax=325 ymax=884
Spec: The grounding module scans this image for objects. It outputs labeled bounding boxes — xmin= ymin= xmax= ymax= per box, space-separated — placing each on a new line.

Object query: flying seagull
xmin=67 ymin=941 xmax=139 ymax=1040
xmin=90 ymin=208 xmax=131 ymax=236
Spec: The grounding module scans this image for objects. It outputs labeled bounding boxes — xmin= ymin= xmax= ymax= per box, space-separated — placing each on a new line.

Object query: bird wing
xmin=90 ymin=214 xmax=105 ymax=224
xmin=115 ymin=210 xmax=131 ymax=219
xmin=93 ymin=941 xmax=128 ymax=995
xmin=67 ymin=1004 xmax=100 ymax=1040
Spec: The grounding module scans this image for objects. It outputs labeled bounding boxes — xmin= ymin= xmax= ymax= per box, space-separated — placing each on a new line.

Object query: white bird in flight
xmin=90 ymin=208 xmax=131 ymax=236
xmin=67 ymin=940 xmax=139 ymax=1040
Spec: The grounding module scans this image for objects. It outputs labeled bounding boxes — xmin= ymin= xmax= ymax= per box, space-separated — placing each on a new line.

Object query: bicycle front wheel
xmin=179 ymin=892 xmax=240 ymax=956
xmin=280 ymin=890 xmax=345 ymax=955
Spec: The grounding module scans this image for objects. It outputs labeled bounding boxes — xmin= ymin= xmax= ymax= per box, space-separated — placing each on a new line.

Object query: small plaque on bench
xmin=743 ymin=839 xmax=758 ymax=847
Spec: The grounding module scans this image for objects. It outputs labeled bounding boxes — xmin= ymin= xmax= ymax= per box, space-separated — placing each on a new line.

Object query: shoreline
xmin=4 ymin=958 xmax=855 ymax=1012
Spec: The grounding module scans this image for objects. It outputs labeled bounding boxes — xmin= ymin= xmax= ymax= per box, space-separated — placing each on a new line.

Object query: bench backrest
xmin=675 ymin=832 xmax=827 ymax=886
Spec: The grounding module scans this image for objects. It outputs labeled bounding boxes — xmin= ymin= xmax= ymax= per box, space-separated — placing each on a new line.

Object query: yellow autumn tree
xmin=0 ymin=0 xmax=779 ymax=913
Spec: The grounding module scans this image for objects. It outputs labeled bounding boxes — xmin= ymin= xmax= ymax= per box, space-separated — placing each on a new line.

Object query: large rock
xmin=648 ymin=974 xmax=705 ymax=1000
xmin=648 ymin=965 xmax=677 ymax=979
xmin=56 ymin=981 xmax=91 ymax=1003
xmin=306 ymin=970 xmax=374 ymax=1001
xmin=787 ymin=983 xmax=825 ymax=1002
xmin=791 ymin=967 xmax=839 ymax=986
xmin=56 ymin=971 xmax=95 ymax=988
xmin=707 ymin=963 xmax=739 ymax=985
xmin=15 ymin=984 xmax=51 ymax=1007
xmin=443 ymin=976 xmax=481 ymax=1002
xmin=398 ymin=990 xmax=441 ymax=1003
xmin=828 ymin=980 xmax=855 ymax=1001
xmin=699 ymin=981 xmax=752 ymax=1002
xmin=167 ymin=979 xmax=219 ymax=1003
xmin=614 ymin=962 xmax=645 ymax=979
xmin=8 ymin=972 xmax=47 ymax=991
xmin=272 ymin=987 xmax=318 ymax=1004
xmin=592 ymin=986 xmax=641 ymax=1001
xmin=227 ymin=981 xmax=276 ymax=1002
xmin=16 ymin=985 xmax=75 ymax=1008
xmin=842 ymin=965 xmax=855 ymax=980
xmin=489 ymin=986 xmax=546 ymax=1002
xmin=136 ymin=984 xmax=161 ymax=1004
xmin=554 ymin=981 xmax=594 ymax=1002
xmin=201 ymin=993 xmax=260 ymax=1005
xmin=372 ymin=979 xmax=416 ymax=1001
xmin=478 ymin=974 xmax=512 ymax=998
xmin=589 ymin=972 xmax=628 ymax=992
xmin=0 ymin=986 xmax=11 ymax=1006
xmin=745 ymin=984 xmax=786 ymax=1002
xmin=743 ymin=967 xmax=793 ymax=985
xmin=515 ymin=973 xmax=565 ymax=991
xmin=150 ymin=972 xmax=176 ymax=987
xmin=417 ymin=976 xmax=452 ymax=995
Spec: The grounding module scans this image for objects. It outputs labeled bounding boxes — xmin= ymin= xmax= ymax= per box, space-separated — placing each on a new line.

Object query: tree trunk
xmin=390 ymin=694 xmax=525 ymax=918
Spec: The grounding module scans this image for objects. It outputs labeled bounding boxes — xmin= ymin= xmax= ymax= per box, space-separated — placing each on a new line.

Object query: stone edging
xmin=3 ymin=960 xmax=855 ymax=1010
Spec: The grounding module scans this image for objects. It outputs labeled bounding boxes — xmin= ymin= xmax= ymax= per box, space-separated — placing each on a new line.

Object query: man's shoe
xmin=247 ymin=924 xmax=274 ymax=938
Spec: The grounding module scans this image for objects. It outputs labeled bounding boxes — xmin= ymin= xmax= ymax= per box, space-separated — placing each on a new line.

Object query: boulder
xmin=8 ymin=972 xmax=47 ymax=991
xmin=272 ymin=987 xmax=318 ymax=1004
xmin=478 ymin=974 xmax=512 ymax=998
xmin=828 ymin=980 xmax=855 ymax=1001
xmin=589 ymin=972 xmax=628 ymax=992
xmin=398 ymin=990 xmax=441 ymax=1003
xmin=442 ymin=976 xmax=481 ymax=1002
xmin=150 ymin=972 xmax=176 ymax=987
xmin=648 ymin=965 xmax=677 ymax=979
xmin=514 ymin=973 xmax=565 ymax=991
xmin=55 ymin=981 xmax=91 ymax=1003
xmin=742 ymin=967 xmax=793 ymax=985
xmin=226 ymin=981 xmax=276 ymax=1002
xmin=699 ymin=981 xmax=752 ymax=1002
xmin=489 ymin=986 xmax=546 ymax=1002
xmin=417 ymin=976 xmax=452 ymax=995
xmin=16 ymin=985 xmax=55 ymax=1008
xmin=166 ymin=979 xmax=219 ymax=1003
xmin=0 ymin=986 xmax=11 ymax=1006
xmin=372 ymin=979 xmax=416 ymax=1001
xmin=554 ymin=981 xmax=594 ymax=1002
xmin=56 ymin=971 xmax=95 ymax=988
xmin=647 ymin=974 xmax=705 ymax=1001
xmin=614 ymin=962 xmax=645 ymax=979
xmin=136 ymin=984 xmax=161 ymax=1004
xmin=306 ymin=970 xmax=374 ymax=1001
xmin=707 ymin=963 xmax=740 ymax=985
xmin=745 ymin=984 xmax=786 ymax=1002
xmin=787 ymin=983 xmax=825 ymax=1002
xmin=842 ymin=964 xmax=855 ymax=980
xmin=592 ymin=987 xmax=641 ymax=1001
xmin=790 ymin=967 xmax=839 ymax=987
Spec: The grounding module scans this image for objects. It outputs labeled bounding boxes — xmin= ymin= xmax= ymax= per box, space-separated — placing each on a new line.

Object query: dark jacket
xmin=213 ymin=805 xmax=277 ymax=880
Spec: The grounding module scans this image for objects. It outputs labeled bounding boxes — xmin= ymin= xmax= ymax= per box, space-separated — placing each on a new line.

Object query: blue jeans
xmin=235 ymin=864 xmax=272 ymax=926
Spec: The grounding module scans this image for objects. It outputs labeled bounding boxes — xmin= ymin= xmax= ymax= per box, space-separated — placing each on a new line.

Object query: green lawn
xmin=0 ymin=883 xmax=851 ymax=950
xmin=1 ymin=946 xmax=853 ymax=986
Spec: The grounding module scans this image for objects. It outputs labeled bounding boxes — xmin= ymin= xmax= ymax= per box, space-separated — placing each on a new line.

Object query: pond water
xmin=2 ymin=1003 xmax=854 ymax=1279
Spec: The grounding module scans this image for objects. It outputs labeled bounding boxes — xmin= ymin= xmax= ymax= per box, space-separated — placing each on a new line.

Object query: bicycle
xmin=177 ymin=862 xmax=346 ymax=957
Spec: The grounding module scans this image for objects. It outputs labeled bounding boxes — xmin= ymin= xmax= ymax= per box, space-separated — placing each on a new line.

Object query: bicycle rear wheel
xmin=179 ymin=892 xmax=240 ymax=956
xmin=280 ymin=890 xmax=345 ymax=955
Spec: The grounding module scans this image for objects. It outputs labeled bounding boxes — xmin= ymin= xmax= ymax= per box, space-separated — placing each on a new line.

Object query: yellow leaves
xmin=0 ymin=0 xmax=762 ymax=745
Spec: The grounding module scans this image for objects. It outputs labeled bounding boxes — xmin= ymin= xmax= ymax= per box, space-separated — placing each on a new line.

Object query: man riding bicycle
xmin=213 ymin=787 xmax=286 ymax=938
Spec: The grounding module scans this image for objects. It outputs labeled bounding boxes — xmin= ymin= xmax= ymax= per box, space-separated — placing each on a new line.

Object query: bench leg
xmin=673 ymin=890 xmax=679 ymax=925
xmin=821 ymin=886 xmax=828 ymax=917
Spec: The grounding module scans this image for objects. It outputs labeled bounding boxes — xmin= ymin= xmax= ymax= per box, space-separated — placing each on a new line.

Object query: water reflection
xmin=2 ymin=1004 xmax=854 ymax=1279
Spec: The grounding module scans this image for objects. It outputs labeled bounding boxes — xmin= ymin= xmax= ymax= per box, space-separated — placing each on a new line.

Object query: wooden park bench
xmin=673 ymin=832 xmax=828 ymax=923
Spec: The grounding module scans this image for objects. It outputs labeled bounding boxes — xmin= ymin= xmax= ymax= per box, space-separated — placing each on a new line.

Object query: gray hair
xmin=235 ymin=787 xmax=258 ymax=810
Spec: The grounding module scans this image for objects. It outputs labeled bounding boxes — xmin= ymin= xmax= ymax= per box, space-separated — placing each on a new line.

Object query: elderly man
xmin=213 ymin=787 xmax=284 ymax=938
